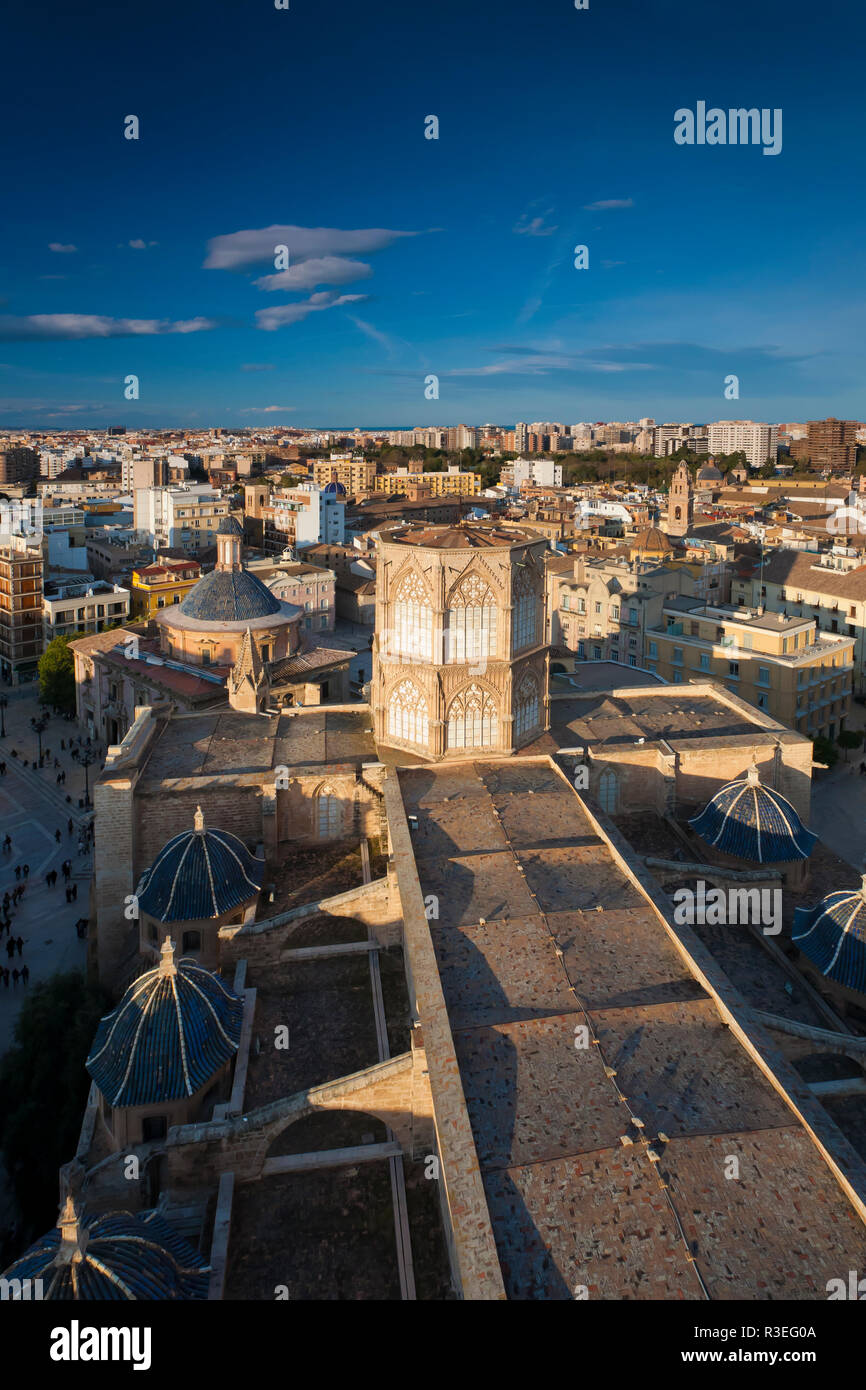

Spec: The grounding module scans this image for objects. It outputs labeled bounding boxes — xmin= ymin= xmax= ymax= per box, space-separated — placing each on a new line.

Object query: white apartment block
xmin=706 ymin=420 xmax=777 ymax=469
xmin=134 ymin=484 xmax=229 ymax=554
xmin=44 ymin=579 xmax=130 ymax=640
xmin=512 ymin=458 xmax=563 ymax=488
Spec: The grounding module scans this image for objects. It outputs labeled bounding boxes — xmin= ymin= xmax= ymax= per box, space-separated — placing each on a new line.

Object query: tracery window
xmin=512 ymin=566 xmax=538 ymax=651
xmin=598 ymin=769 xmax=618 ymax=813
xmin=446 ymin=573 xmax=497 ymax=663
xmin=514 ymin=673 xmax=540 ymax=740
xmin=316 ymin=785 xmax=340 ymax=838
xmin=387 ymin=680 xmax=429 ymax=746
xmin=391 ymin=571 xmax=432 ymax=662
xmin=447 ymin=684 xmax=498 ymax=749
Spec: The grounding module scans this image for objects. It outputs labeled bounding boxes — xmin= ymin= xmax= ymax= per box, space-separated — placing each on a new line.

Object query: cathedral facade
xmin=371 ymin=523 xmax=550 ymax=760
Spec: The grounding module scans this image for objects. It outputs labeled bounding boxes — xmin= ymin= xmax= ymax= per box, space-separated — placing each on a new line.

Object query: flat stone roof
xmin=526 ymin=689 xmax=778 ymax=755
xmin=138 ymin=707 xmax=377 ymax=785
xmin=398 ymin=758 xmax=866 ymax=1298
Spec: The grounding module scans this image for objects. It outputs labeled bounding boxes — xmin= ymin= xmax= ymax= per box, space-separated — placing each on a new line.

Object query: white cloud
xmin=48 ymin=243 xmax=77 ymax=254
xmin=582 ymin=198 xmax=634 ymax=211
xmin=0 ymin=314 xmax=217 ymax=341
xmin=514 ymin=215 xmax=558 ymax=237
xmin=255 ymin=291 xmax=367 ymax=331
xmin=239 ymin=405 xmax=296 ymax=413
xmin=254 ymin=257 xmax=374 ymax=292
xmin=204 ymin=224 xmax=416 ymax=270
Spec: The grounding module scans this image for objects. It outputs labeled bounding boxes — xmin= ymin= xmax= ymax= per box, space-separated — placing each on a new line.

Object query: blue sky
xmin=2 ymin=0 xmax=864 ymax=427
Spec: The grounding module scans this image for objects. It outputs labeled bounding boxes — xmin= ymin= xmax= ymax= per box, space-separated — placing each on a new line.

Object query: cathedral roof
xmin=86 ymin=939 xmax=244 ymax=1107
xmin=631 ymin=526 xmax=674 ymax=552
xmin=792 ymin=878 xmax=866 ymax=992
xmin=689 ymin=763 xmax=817 ymax=863
xmin=1 ymin=1199 xmax=209 ymax=1300
xmin=136 ymin=807 xmax=264 ymax=922
xmin=697 ymin=463 xmax=723 ymax=481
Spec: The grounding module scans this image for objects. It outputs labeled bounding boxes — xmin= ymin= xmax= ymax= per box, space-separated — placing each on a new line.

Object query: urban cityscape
xmin=2 ymin=0 xmax=865 ymax=1364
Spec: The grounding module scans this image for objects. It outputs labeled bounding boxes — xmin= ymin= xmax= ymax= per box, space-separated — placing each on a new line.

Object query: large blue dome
xmin=792 ymin=881 xmax=866 ymax=992
xmin=689 ymin=763 xmax=817 ymax=863
xmin=1 ymin=1200 xmax=209 ymax=1300
xmin=137 ymin=807 xmax=264 ymax=923
xmin=179 ymin=566 xmax=282 ymax=621
xmin=86 ymin=940 xmax=244 ymax=1107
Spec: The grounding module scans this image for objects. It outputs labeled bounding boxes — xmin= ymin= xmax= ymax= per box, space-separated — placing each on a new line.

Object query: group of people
xmin=2 ymin=927 xmax=26 ymax=987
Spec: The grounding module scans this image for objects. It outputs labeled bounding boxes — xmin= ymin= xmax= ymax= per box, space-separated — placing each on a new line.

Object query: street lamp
xmin=81 ymin=749 xmax=95 ymax=809
xmin=32 ymin=713 xmax=48 ymax=767
xmin=0 ymin=695 xmax=7 ymax=739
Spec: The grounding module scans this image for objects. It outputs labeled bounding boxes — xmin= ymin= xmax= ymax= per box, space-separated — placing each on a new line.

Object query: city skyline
xmin=3 ymin=0 xmax=865 ymax=427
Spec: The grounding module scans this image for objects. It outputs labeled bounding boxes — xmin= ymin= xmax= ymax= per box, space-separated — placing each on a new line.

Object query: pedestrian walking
xmin=1 ymin=968 xmax=8 ymax=988
xmin=2 ymin=834 xmax=9 ymax=851
xmin=71 ymin=882 xmax=77 ymax=900
xmin=5 ymin=938 xmax=14 ymax=960
xmin=20 ymin=964 xmax=28 ymax=985
xmin=11 ymin=968 xmax=18 ymax=987
xmin=22 ymin=864 xmax=29 ymax=878
xmin=65 ymin=887 xmax=71 ymax=904
xmin=14 ymin=865 xmax=20 ymax=880
xmin=67 ymin=818 xmax=73 ymax=835
xmin=55 ymin=829 xmax=61 ymax=843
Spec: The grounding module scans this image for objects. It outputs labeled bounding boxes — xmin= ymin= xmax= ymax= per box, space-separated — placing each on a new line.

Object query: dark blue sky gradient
xmin=2 ymin=0 xmax=864 ymax=425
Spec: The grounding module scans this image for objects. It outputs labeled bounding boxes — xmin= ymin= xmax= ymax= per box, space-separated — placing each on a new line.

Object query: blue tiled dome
xmin=792 ymin=881 xmax=866 ymax=992
xmin=86 ymin=940 xmax=244 ymax=1106
xmin=179 ymin=566 xmax=282 ymax=621
xmin=689 ymin=763 xmax=817 ymax=863
xmin=137 ymin=807 xmax=264 ymax=922
xmin=324 ymin=480 xmax=346 ymax=495
xmin=1 ymin=1199 xmax=209 ymax=1300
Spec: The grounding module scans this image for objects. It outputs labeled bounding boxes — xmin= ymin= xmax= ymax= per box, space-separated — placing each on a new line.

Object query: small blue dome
xmin=86 ymin=940 xmax=244 ymax=1106
xmin=1 ymin=1200 xmax=209 ymax=1300
xmin=137 ymin=807 xmax=264 ymax=922
xmin=179 ymin=567 xmax=283 ymax=621
xmin=793 ymin=881 xmax=866 ymax=992
xmin=324 ymin=480 xmax=346 ymax=495
xmin=689 ymin=764 xmax=817 ymax=863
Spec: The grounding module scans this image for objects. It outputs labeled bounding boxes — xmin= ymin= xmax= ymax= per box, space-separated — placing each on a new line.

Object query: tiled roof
xmin=1 ymin=1200 xmax=209 ymax=1300
xmin=216 ymin=514 xmax=244 ymax=536
xmin=86 ymin=940 xmax=244 ymax=1106
xmin=689 ymin=765 xmax=817 ymax=863
xmin=180 ymin=567 xmax=283 ymax=620
xmin=792 ymin=882 xmax=866 ymax=992
xmin=268 ymin=646 xmax=351 ymax=682
xmin=137 ymin=808 xmax=264 ymax=922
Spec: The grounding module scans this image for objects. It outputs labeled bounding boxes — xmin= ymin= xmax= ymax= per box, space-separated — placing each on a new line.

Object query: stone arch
xmin=389 ymin=565 xmax=433 ymax=662
xmin=386 ymin=677 xmax=430 ymax=748
xmin=514 ymin=670 xmax=541 ymax=741
xmin=445 ymin=569 xmax=499 ymax=663
xmin=446 ymin=681 xmax=499 ymax=751
xmin=313 ymin=781 xmax=341 ymax=839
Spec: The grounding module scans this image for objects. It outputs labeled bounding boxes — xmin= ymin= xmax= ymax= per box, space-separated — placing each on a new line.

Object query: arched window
xmin=512 ymin=566 xmax=538 ymax=651
xmin=446 ymin=573 xmax=498 ymax=663
xmin=391 ymin=571 xmax=432 ymax=662
xmin=598 ymin=769 xmax=618 ymax=814
xmin=316 ymin=785 xmax=340 ymax=838
xmin=514 ymin=673 xmax=540 ymax=740
xmin=447 ymin=684 xmax=498 ymax=750
xmin=387 ymin=680 xmax=429 ymax=746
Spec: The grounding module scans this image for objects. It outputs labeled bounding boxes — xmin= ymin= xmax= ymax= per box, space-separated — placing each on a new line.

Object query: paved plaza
xmin=0 ymin=689 xmax=98 ymax=1055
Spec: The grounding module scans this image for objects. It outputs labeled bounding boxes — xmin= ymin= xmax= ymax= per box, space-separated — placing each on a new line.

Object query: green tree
xmin=837 ymin=729 xmax=863 ymax=761
xmin=0 ymin=971 xmax=112 ymax=1245
xmin=38 ymin=635 xmax=76 ymax=714
xmin=812 ymin=735 xmax=838 ymax=769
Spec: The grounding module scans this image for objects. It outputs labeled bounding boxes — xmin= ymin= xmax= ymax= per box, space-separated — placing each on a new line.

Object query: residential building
xmin=43 ymin=579 xmax=131 ymax=641
xmin=645 ymin=598 xmax=854 ymax=739
xmin=134 ymin=484 xmax=230 ymax=554
xmin=373 ymin=465 xmax=480 ymax=499
xmin=732 ymin=548 xmax=866 ymax=696
xmin=0 ymin=534 xmax=43 ymax=682
xmin=262 ymin=483 xmax=346 ymax=555
xmin=129 ymin=559 xmax=202 ymax=618
xmin=312 ymin=455 xmax=377 ymax=494
xmin=0 ymin=447 xmax=40 ymax=487
xmin=790 ymin=418 xmax=858 ymax=473
xmin=246 ymin=558 xmax=336 ymax=635
xmin=706 ymin=420 xmax=777 ymax=469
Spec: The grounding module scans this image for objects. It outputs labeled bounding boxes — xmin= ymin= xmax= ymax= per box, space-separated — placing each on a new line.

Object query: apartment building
xmin=246 ymin=558 xmax=336 ymax=635
xmin=43 ymin=579 xmax=131 ymax=640
xmin=732 ymin=549 xmax=866 ymax=696
xmin=312 ymin=455 xmax=377 ymax=494
xmin=706 ymin=420 xmax=777 ymax=469
xmin=374 ymin=465 xmax=480 ymax=499
xmin=129 ymin=559 xmax=202 ymax=618
xmin=646 ymin=598 xmax=854 ymax=740
xmin=134 ymin=485 xmax=229 ymax=554
xmin=262 ymin=483 xmax=346 ymax=555
xmin=0 ymin=447 xmax=40 ymax=487
xmin=790 ymin=419 xmax=858 ymax=473
xmin=546 ymin=553 xmax=703 ymax=666
xmin=0 ymin=534 xmax=43 ymax=682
